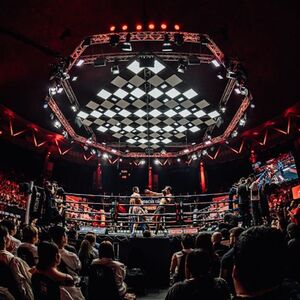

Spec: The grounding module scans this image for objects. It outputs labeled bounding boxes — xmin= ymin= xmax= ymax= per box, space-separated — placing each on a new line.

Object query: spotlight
xmin=57 ymin=87 xmax=63 ymax=94
xmin=177 ymin=59 xmax=187 ymax=73
xmin=76 ymin=59 xmax=84 ymax=67
xmin=205 ymin=140 xmax=212 ymax=145
xmin=174 ymin=33 xmax=184 ymax=46
xmin=250 ymin=103 xmax=255 ymax=108
xmin=174 ymin=24 xmax=180 ymax=31
xmin=161 ymin=23 xmax=167 ymax=30
xmin=62 ymin=130 xmax=68 ymax=138
xmin=231 ymin=130 xmax=238 ymax=138
xmin=71 ymin=105 xmax=77 ymax=112
xmin=43 ymin=100 xmax=48 ymax=109
xmin=111 ymin=61 xmax=120 ymax=75
xmin=177 ymin=158 xmax=181 ymax=162
xmin=202 ymin=149 xmax=208 ymax=156
xmin=140 ymin=159 xmax=146 ymax=165
xmin=83 ymin=145 xmax=89 ymax=151
xmin=103 ymin=153 xmax=109 ymax=159
xmin=119 ymin=158 xmax=123 ymax=162
xmin=234 ymin=87 xmax=241 ymax=94
xmin=136 ymin=24 xmax=142 ymax=31
xmin=109 ymin=34 xmax=120 ymax=47
xmin=239 ymin=118 xmax=246 ymax=127
xmin=154 ymin=159 xmax=160 ymax=165
xmin=183 ymin=149 xmax=189 ymax=153
xmin=50 ymin=113 xmax=55 ymax=120
xmin=220 ymin=106 xmax=226 ymax=113
xmin=162 ymin=34 xmax=172 ymax=52
xmin=54 ymin=120 xmax=61 ymax=129
xmin=121 ymin=24 xmax=128 ymax=31
xmin=121 ymin=33 xmax=132 ymax=52
xmin=217 ymin=73 xmax=224 ymax=79
xmin=90 ymin=148 xmax=96 ymax=155
xmin=192 ymin=154 xmax=197 ymax=160
xmin=211 ymin=59 xmax=220 ymax=67
xmin=148 ymin=23 xmax=155 ymax=30
xmin=110 ymin=25 xmax=116 ymax=32
xmin=72 ymin=76 xmax=78 ymax=81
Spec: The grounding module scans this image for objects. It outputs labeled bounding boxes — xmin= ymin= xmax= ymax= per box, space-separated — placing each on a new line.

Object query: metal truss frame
xmin=49 ymin=31 xmax=250 ymax=158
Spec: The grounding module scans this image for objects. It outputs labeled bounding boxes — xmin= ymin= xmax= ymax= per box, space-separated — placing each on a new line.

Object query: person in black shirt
xmin=220 ymin=227 xmax=244 ymax=295
xmin=233 ymin=226 xmax=300 ymax=299
xmin=165 ymin=249 xmax=230 ymax=300
xmin=237 ymin=178 xmax=251 ymax=228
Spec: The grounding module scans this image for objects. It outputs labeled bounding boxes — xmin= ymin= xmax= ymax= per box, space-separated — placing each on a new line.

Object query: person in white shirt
xmin=0 ymin=225 xmax=33 ymax=300
xmin=18 ymin=224 xmax=39 ymax=266
xmin=249 ymin=175 xmax=262 ymax=226
xmin=50 ymin=225 xmax=81 ymax=278
xmin=92 ymin=240 xmax=127 ymax=297
xmin=0 ymin=219 xmax=21 ymax=255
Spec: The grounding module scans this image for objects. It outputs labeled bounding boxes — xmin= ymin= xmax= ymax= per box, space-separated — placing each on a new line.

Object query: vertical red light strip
xmin=95 ymin=162 xmax=102 ymax=190
xmin=148 ymin=166 xmax=153 ymax=190
xmin=200 ymin=161 xmax=207 ymax=193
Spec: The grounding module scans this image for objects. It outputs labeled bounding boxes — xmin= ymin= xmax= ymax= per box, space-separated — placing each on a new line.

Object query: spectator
xmin=211 ymin=232 xmax=229 ymax=258
xmin=195 ymin=232 xmax=220 ymax=277
xmin=0 ymin=219 xmax=21 ymax=255
xmin=50 ymin=225 xmax=81 ymax=278
xmin=170 ymin=234 xmax=194 ymax=284
xmin=18 ymin=224 xmax=39 ymax=266
xmin=165 ymin=249 xmax=230 ymax=300
xmin=0 ymin=225 xmax=33 ymax=299
xmin=286 ymin=223 xmax=300 ymax=283
xmin=84 ymin=233 xmax=98 ymax=257
xmin=32 ymin=241 xmax=79 ymax=300
xmin=220 ymin=227 xmax=244 ymax=294
xmin=233 ymin=226 xmax=300 ymax=299
xmin=78 ymin=239 xmax=96 ymax=276
xmin=92 ymin=240 xmax=127 ymax=297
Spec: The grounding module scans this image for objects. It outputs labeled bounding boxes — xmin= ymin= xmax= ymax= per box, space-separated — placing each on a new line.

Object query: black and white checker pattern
xmin=76 ymin=57 xmax=220 ymax=149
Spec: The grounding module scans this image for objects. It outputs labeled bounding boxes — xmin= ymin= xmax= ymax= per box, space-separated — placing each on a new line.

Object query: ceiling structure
xmin=0 ymin=0 xmax=300 ymax=160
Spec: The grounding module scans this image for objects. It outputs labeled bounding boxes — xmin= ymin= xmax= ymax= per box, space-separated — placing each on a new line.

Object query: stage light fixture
xmin=217 ymin=73 xmax=224 ymax=79
xmin=250 ymin=103 xmax=255 ymax=108
xmin=94 ymin=57 xmax=107 ymax=67
xmin=122 ymin=24 xmax=128 ymax=31
xmin=136 ymin=24 xmax=142 ymax=31
xmin=239 ymin=117 xmax=246 ymax=126
xmin=177 ymin=59 xmax=187 ymax=73
xmin=140 ymin=159 xmax=146 ymax=165
xmin=57 ymin=87 xmax=63 ymax=94
xmin=72 ymin=76 xmax=78 ymax=81
xmin=111 ymin=61 xmax=120 ymax=75
xmin=174 ymin=24 xmax=180 ymax=31
xmin=109 ymin=34 xmax=120 ymax=47
xmin=76 ymin=59 xmax=84 ymax=67
xmin=192 ymin=154 xmax=197 ymax=160
xmin=90 ymin=149 xmax=96 ymax=155
xmin=177 ymin=158 xmax=181 ymax=162
xmin=148 ymin=23 xmax=155 ymax=30
xmin=62 ymin=130 xmax=68 ymax=138
xmin=162 ymin=34 xmax=172 ymax=52
xmin=161 ymin=23 xmax=167 ymax=30
xmin=220 ymin=106 xmax=226 ymax=113
xmin=54 ymin=120 xmax=61 ymax=129
xmin=202 ymin=149 xmax=208 ymax=156
xmin=43 ymin=100 xmax=48 ymax=109
xmin=103 ymin=153 xmax=109 ymax=159
xmin=231 ymin=130 xmax=238 ymax=138
xmin=154 ymin=159 xmax=160 ymax=165
xmin=174 ymin=33 xmax=184 ymax=46
xmin=110 ymin=25 xmax=116 ymax=32
xmin=183 ymin=149 xmax=189 ymax=153
xmin=211 ymin=59 xmax=220 ymax=67
xmin=234 ymin=87 xmax=241 ymax=94
xmin=122 ymin=33 xmax=132 ymax=51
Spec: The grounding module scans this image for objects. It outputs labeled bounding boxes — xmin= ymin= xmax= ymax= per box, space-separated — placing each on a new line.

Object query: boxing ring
xmin=61 ymin=192 xmax=232 ymax=236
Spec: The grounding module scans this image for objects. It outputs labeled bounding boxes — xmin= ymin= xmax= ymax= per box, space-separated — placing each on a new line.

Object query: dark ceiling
xmin=0 ymin=0 xmax=299 ymax=135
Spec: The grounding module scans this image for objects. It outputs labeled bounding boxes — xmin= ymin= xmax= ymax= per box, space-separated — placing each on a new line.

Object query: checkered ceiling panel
xmin=77 ymin=57 xmax=220 ymax=148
